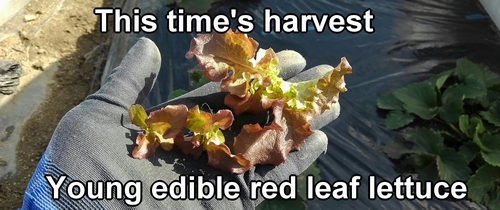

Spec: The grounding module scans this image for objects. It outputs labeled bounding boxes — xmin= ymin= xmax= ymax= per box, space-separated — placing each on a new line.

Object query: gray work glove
xmin=22 ymin=37 xmax=340 ymax=209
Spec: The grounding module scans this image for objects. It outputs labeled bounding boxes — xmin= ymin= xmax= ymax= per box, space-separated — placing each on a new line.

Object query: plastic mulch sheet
xmin=102 ymin=0 xmax=500 ymax=208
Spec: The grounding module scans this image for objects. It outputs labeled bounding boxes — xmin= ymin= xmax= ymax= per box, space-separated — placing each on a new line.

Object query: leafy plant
xmin=378 ymin=58 xmax=500 ymax=209
xmin=128 ymin=104 xmax=188 ymax=159
xmin=167 ymin=56 xmax=322 ymax=210
xmin=129 ymin=30 xmax=351 ymax=174
xmin=168 ymin=69 xmax=210 ymax=100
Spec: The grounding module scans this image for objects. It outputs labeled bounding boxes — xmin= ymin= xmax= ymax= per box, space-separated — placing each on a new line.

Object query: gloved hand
xmin=22 ymin=37 xmax=340 ymax=209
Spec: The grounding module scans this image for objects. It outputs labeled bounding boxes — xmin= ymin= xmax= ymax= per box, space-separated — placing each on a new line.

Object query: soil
xmin=0 ymin=0 xmax=114 ymax=209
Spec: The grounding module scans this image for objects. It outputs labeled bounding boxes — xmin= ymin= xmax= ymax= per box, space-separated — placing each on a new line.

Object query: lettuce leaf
xmin=128 ymin=104 xmax=188 ymax=159
xmin=185 ymin=30 xmax=351 ymax=173
xmin=129 ymin=30 xmax=351 ymax=174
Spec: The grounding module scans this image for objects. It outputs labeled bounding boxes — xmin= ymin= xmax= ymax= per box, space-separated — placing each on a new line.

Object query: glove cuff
xmin=22 ymin=153 xmax=105 ymax=210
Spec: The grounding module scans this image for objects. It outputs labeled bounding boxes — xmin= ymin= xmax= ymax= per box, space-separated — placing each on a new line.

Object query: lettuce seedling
xmin=128 ymin=104 xmax=188 ymax=159
xmin=129 ymin=30 xmax=351 ymax=174
xmin=186 ymin=30 xmax=351 ymax=171
xmin=176 ymin=105 xmax=252 ymax=174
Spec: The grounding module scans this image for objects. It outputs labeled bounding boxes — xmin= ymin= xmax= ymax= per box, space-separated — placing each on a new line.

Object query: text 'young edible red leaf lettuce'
xmin=185 ymin=30 xmax=352 ymax=173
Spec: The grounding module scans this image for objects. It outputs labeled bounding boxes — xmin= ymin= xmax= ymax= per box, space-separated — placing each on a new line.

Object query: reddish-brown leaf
xmin=129 ymin=104 xmax=188 ymax=159
xmin=316 ymin=57 xmax=352 ymax=112
xmin=282 ymin=109 xmax=314 ymax=150
xmin=224 ymin=90 xmax=273 ymax=116
xmin=211 ymin=109 xmax=234 ymax=130
xmin=174 ymin=136 xmax=204 ymax=160
xmin=185 ymin=30 xmax=280 ymax=99
xmin=206 ymin=142 xmax=252 ymax=174
xmin=146 ymin=105 xmax=188 ymax=138
xmin=132 ymin=133 xmax=160 ymax=159
xmin=185 ymin=30 xmax=258 ymax=82
xmin=220 ymin=73 xmax=250 ymax=98
xmin=233 ymin=101 xmax=312 ymax=166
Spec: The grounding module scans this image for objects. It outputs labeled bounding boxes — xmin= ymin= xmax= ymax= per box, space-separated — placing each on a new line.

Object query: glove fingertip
xmin=310 ymin=102 xmax=341 ymax=130
xmin=276 ymin=50 xmax=306 ymax=80
xmin=89 ymin=37 xmax=161 ymax=109
xmin=287 ymin=64 xmax=334 ymax=83
xmin=307 ymin=129 xmax=328 ymax=155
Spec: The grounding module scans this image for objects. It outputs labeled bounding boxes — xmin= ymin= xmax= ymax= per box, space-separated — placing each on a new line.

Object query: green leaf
xmin=385 ymin=110 xmax=415 ymax=129
xmin=482 ymin=133 xmax=500 ymax=150
xmin=484 ymin=123 xmax=500 ymax=134
xmin=464 ymin=116 xmax=486 ymax=140
xmin=185 ymin=105 xmax=212 ymax=134
xmin=491 ymin=83 xmax=500 ymax=92
xmin=454 ymin=58 xmax=500 ymax=88
xmin=467 ymin=163 xmax=500 ymax=203
xmin=438 ymin=99 xmax=463 ymax=123
xmin=473 ymin=132 xmax=490 ymax=152
xmin=256 ymin=197 xmax=306 ymax=210
xmin=490 ymin=89 xmax=500 ymax=97
xmin=410 ymin=154 xmax=439 ymax=182
xmin=427 ymin=70 xmax=453 ymax=90
xmin=190 ymin=70 xmax=204 ymax=82
xmin=128 ymin=104 xmax=148 ymax=129
xmin=436 ymin=148 xmax=471 ymax=182
xmin=383 ymin=139 xmax=410 ymax=159
xmin=441 ymin=83 xmax=485 ymax=105
xmin=472 ymin=90 xmax=500 ymax=110
xmin=393 ymin=81 xmax=439 ymax=120
xmin=469 ymin=94 xmax=490 ymax=108
xmin=454 ymin=58 xmax=481 ymax=81
xmin=464 ymin=75 xmax=487 ymax=90
xmin=470 ymin=117 xmax=485 ymax=135
xmin=480 ymin=100 xmax=500 ymax=127
xmin=377 ymin=92 xmax=404 ymax=110
xmin=481 ymin=134 xmax=500 ymax=167
xmin=435 ymin=70 xmax=453 ymax=90
xmin=486 ymin=191 xmax=500 ymax=210
xmin=191 ymin=74 xmax=210 ymax=89
xmin=482 ymin=151 xmax=500 ymax=168
xmin=487 ymin=195 xmax=500 ymax=209
xmin=297 ymin=162 xmax=321 ymax=200
xmin=435 ymin=72 xmax=452 ymax=90
xmin=401 ymin=128 xmax=444 ymax=155
xmin=438 ymin=130 xmax=456 ymax=139
xmin=458 ymin=142 xmax=480 ymax=164
xmin=168 ymin=89 xmax=189 ymax=100
xmin=458 ymin=115 xmax=470 ymax=137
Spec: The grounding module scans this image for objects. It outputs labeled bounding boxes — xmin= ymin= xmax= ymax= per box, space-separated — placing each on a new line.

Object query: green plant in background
xmin=168 ymin=69 xmax=210 ymax=100
xmin=378 ymin=58 xmax=500 ymax=210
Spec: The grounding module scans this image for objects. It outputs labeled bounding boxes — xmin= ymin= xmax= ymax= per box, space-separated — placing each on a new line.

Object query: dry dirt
xmin=0 ymin=0 xmax=114 ymax=208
